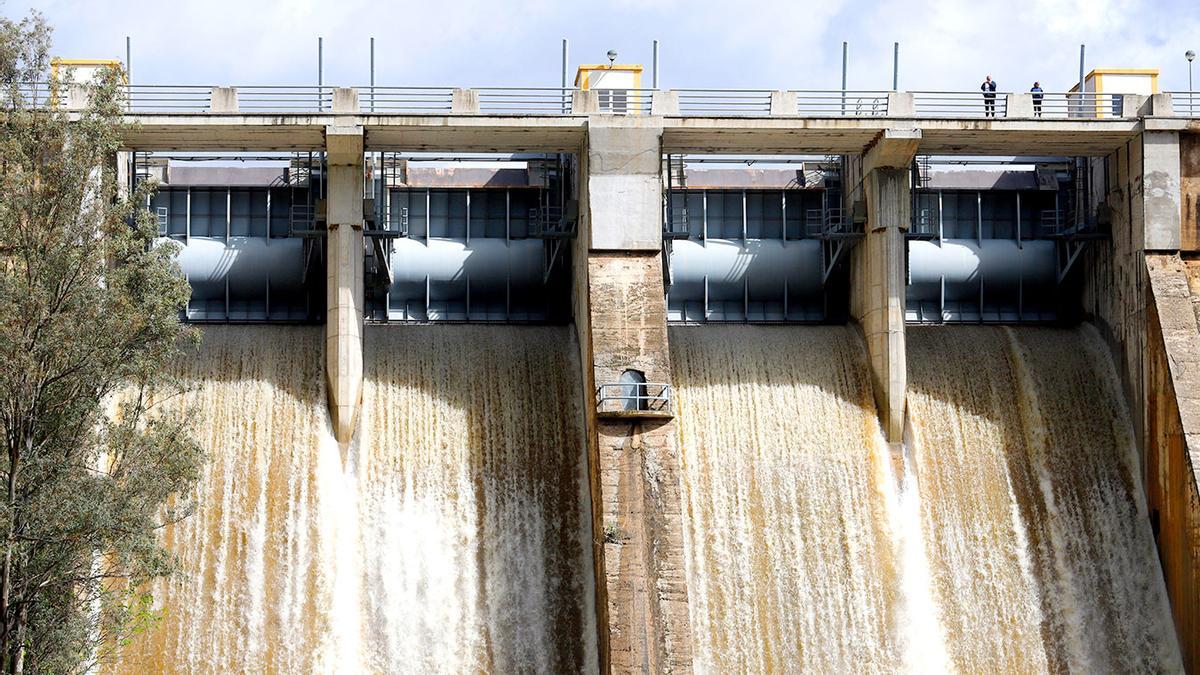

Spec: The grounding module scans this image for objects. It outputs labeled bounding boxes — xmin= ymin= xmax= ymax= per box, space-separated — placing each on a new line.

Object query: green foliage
xmin=0 ymin=8 xmax=202 ymax=673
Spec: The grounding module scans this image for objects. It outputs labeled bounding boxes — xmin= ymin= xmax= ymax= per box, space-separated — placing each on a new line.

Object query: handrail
xmin=0 ymin=81 xmax=1150 ymax=119
xmin=912 ymin=91 xmax=1011 ymax=118
xmin=677 ymin=89 xmax=773 ymax=116
xmin=357 ymin=86 xmax=454 ymax=113
xmin=1166 ymin=91 xmax=1200 ymax=117
xmin=476 ymin=87 xmax=574 ymax=114
xmin=794 ymin=90 xmax=889 ymax=116
xmin=596 ymin=382 xmax=671 ymax=414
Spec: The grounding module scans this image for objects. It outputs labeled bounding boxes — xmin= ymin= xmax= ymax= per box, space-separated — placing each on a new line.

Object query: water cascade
xmin=114 ymin=325 xmax=595 ymax=673
xmin=670 ymin=324 xmax=1181 ymax=672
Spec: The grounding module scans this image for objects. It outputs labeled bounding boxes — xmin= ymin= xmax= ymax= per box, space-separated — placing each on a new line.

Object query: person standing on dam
xmin=981 ymin=75 xmax=998 ymax=116
xmin=1031 ymin=81 xmax=1044 ymax=116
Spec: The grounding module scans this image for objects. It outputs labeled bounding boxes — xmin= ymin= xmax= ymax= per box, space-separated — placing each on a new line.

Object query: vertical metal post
xmin=318 ymin=37 xmax=324 ymax=112
xmin=125 ymin=36 xmax=131 ymax=111
xmin=561 ymin=38 xmax=569 ymax=113
xmin=370 ymin=37 xmax=375 ymax=113
xmin=653 ymin=40 xmax=660 ymax=89
xmin=841 ymin=41 xmax=848 ymax=115
xmin=1078 ymin=44 xmax=1085 ymax=117
xmin=892 ymin=42 xmax=899 ymax=91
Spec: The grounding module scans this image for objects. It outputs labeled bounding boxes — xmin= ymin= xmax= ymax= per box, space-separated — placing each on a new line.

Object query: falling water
xmin=669 ymin=325 xmax=905 ymax=672
xmin=112 ymin=325 xmax=595 ymax=673
xmin=907 ymin=326 xmax=1182 ymax=673
xmin=671 ymin=324 xmax=1181 ymax=673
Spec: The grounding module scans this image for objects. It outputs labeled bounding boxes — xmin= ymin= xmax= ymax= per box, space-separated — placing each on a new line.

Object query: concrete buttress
xmin=325 ymin=125 xmax=365 ymax=443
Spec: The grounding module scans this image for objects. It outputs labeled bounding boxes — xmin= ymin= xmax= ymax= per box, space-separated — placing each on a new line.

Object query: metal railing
xmin=913 ymin=91 xmax=1010 ymax=118
xmin=2 ymin=81 xmax=1162 ymax=119
xmin=676 ymin=89 xmax=773 ymax=116
xmin=1168 ymin=91 xmax=1200 ymax=117
xmin=124 ymin=84 xmax=213 ymax=112
xmin=477 ymin=87 xmax=574 ymax=114
xmin=796 ymin=90 xmax=889 ymax=116
xmin=1032 ymin=92 xmax=1123 ymax=118
xmin=361 ymin=86 xmax=454 ymax=113
xmin=596 ymin=382 xmax=671 ymax=414
xmin=237 ymin=86 xmax=333 ymax=112
xmin=594 ymin=88 xmax=654 ymax=115
xmin=4 ymin=82 xmax=53 ymax=107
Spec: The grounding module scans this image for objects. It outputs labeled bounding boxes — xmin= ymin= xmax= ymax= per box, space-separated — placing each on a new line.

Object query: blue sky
xmin=9 ymin=0 xmax=1199 ymax=93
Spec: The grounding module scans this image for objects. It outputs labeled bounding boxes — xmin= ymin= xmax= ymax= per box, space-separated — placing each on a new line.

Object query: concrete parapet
xmin=1148 ymin=92 xmax=1176 ymax=117
xmin=651 ymin=90 xmax=679 ymax=116
xmin=209 ymin=86 xmax=238 ymax=113
xmin=451 ymin=88 xmax=480 ymax=114
xmin=65 ymin=83 xmax=89 ymax=111
xmin=1123 ymin=93 xmax=1148 ymax=118
xmin=1006 ymin=92 xmax=1034 ymax=118
xmin=770 ymin=90 xmax=798 ymax=116
xmin=331 ymin=88 xmax=359 ymax=114
xmin=324 ymin=125 xmax=365 ymax=444
xmin=885 ymin=91 xmax=915 ymax=117
xmin=573 ymin=89 xmax=599 ymax=114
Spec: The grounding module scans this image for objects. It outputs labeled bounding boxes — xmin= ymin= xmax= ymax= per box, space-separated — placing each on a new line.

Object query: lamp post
xmin=1188 ymin=50 xmax=1196 ymax=114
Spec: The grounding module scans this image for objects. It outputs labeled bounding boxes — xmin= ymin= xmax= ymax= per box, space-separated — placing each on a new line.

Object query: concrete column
xmin=849 ymin=129 xmax=920 ymax=444
xmin=1144 ymin=130 xmax=1182 ymax=251
xmin=451 ymin=88 xmax=480 ymax=114
xmin=325 ymin=125 xmax=365 ymax=444
xmin=209 ymin=86 xmax=238 ymax=113
xmin=574 ymin=116 xmax=693 ymax=672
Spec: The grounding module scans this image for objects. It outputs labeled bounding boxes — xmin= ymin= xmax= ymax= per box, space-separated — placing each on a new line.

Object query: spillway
xmin=669 ymin=326 xmax=906 ymax=672
xmin=907 ymin=326 xmax=1181 ymax=672
xmin=671 ymin=324 xmax=1182 ymax=673
xmin=112 ymin=325 xmax=595 ymax=673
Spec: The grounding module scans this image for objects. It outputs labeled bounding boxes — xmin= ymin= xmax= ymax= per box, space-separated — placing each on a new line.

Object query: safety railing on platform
xmin=237 ymin=86 xmax=333 ymax=112
xmin=477 ymin=87 xmax=574 ymax=114
xmin=676 ymin=89 xmax=773 ymax=116
xmin=1168 ymin=91 xmax=1200 ymax=117
xmin=360 ymin=87 xmax=454 ymax=113
xmin=796 ymin=90 xmax=889 ymax=116
xmin=913 ymin=91 xmax=1010 ymax=118
xmin=4 ymin=82 xmax=1164 ymax=119
xmin=596 ymin=382 xmax=672 ymax=415
xmin=4 ymin=82 xmax=53 ymax=107
xmin=1031 ymin=92 xmax=1123 ymax=118
xmin=124 ymin=85 xmax=213 ymax=112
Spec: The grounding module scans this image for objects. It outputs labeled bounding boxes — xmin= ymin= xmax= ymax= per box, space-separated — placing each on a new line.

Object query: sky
xmin=6 ymin=0 xmax=1199 ymax=94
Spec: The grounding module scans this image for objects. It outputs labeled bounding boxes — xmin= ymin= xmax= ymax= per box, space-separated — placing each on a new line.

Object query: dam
xmin=50 ymin=62 xmax=1200 ymax=671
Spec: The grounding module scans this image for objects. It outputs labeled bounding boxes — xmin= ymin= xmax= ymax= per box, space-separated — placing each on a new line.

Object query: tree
xmin=0 ymin=10 xmax=202 ymax=673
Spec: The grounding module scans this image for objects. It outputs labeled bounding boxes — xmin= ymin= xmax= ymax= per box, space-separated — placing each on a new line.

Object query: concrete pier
xmin=325 ymin=124 xmax=365 ymax=444
xmin=847 ymin=130 xmax=920 ymax=443
xmin=573 ymin=117 xmax=693 ymax=673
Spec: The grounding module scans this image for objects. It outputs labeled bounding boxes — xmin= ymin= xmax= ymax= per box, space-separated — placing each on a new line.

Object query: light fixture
xmin=607 ymin=50 xmax=617 ymax=66
xmin=1188 ymin=50 xmax=1196 ymax=62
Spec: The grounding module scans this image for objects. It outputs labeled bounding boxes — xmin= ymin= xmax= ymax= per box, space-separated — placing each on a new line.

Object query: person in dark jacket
xmin=981 ymin=75 xmax=998 ymax=116
xmin=1031 ymin=81 xmax=1044 ymax=116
